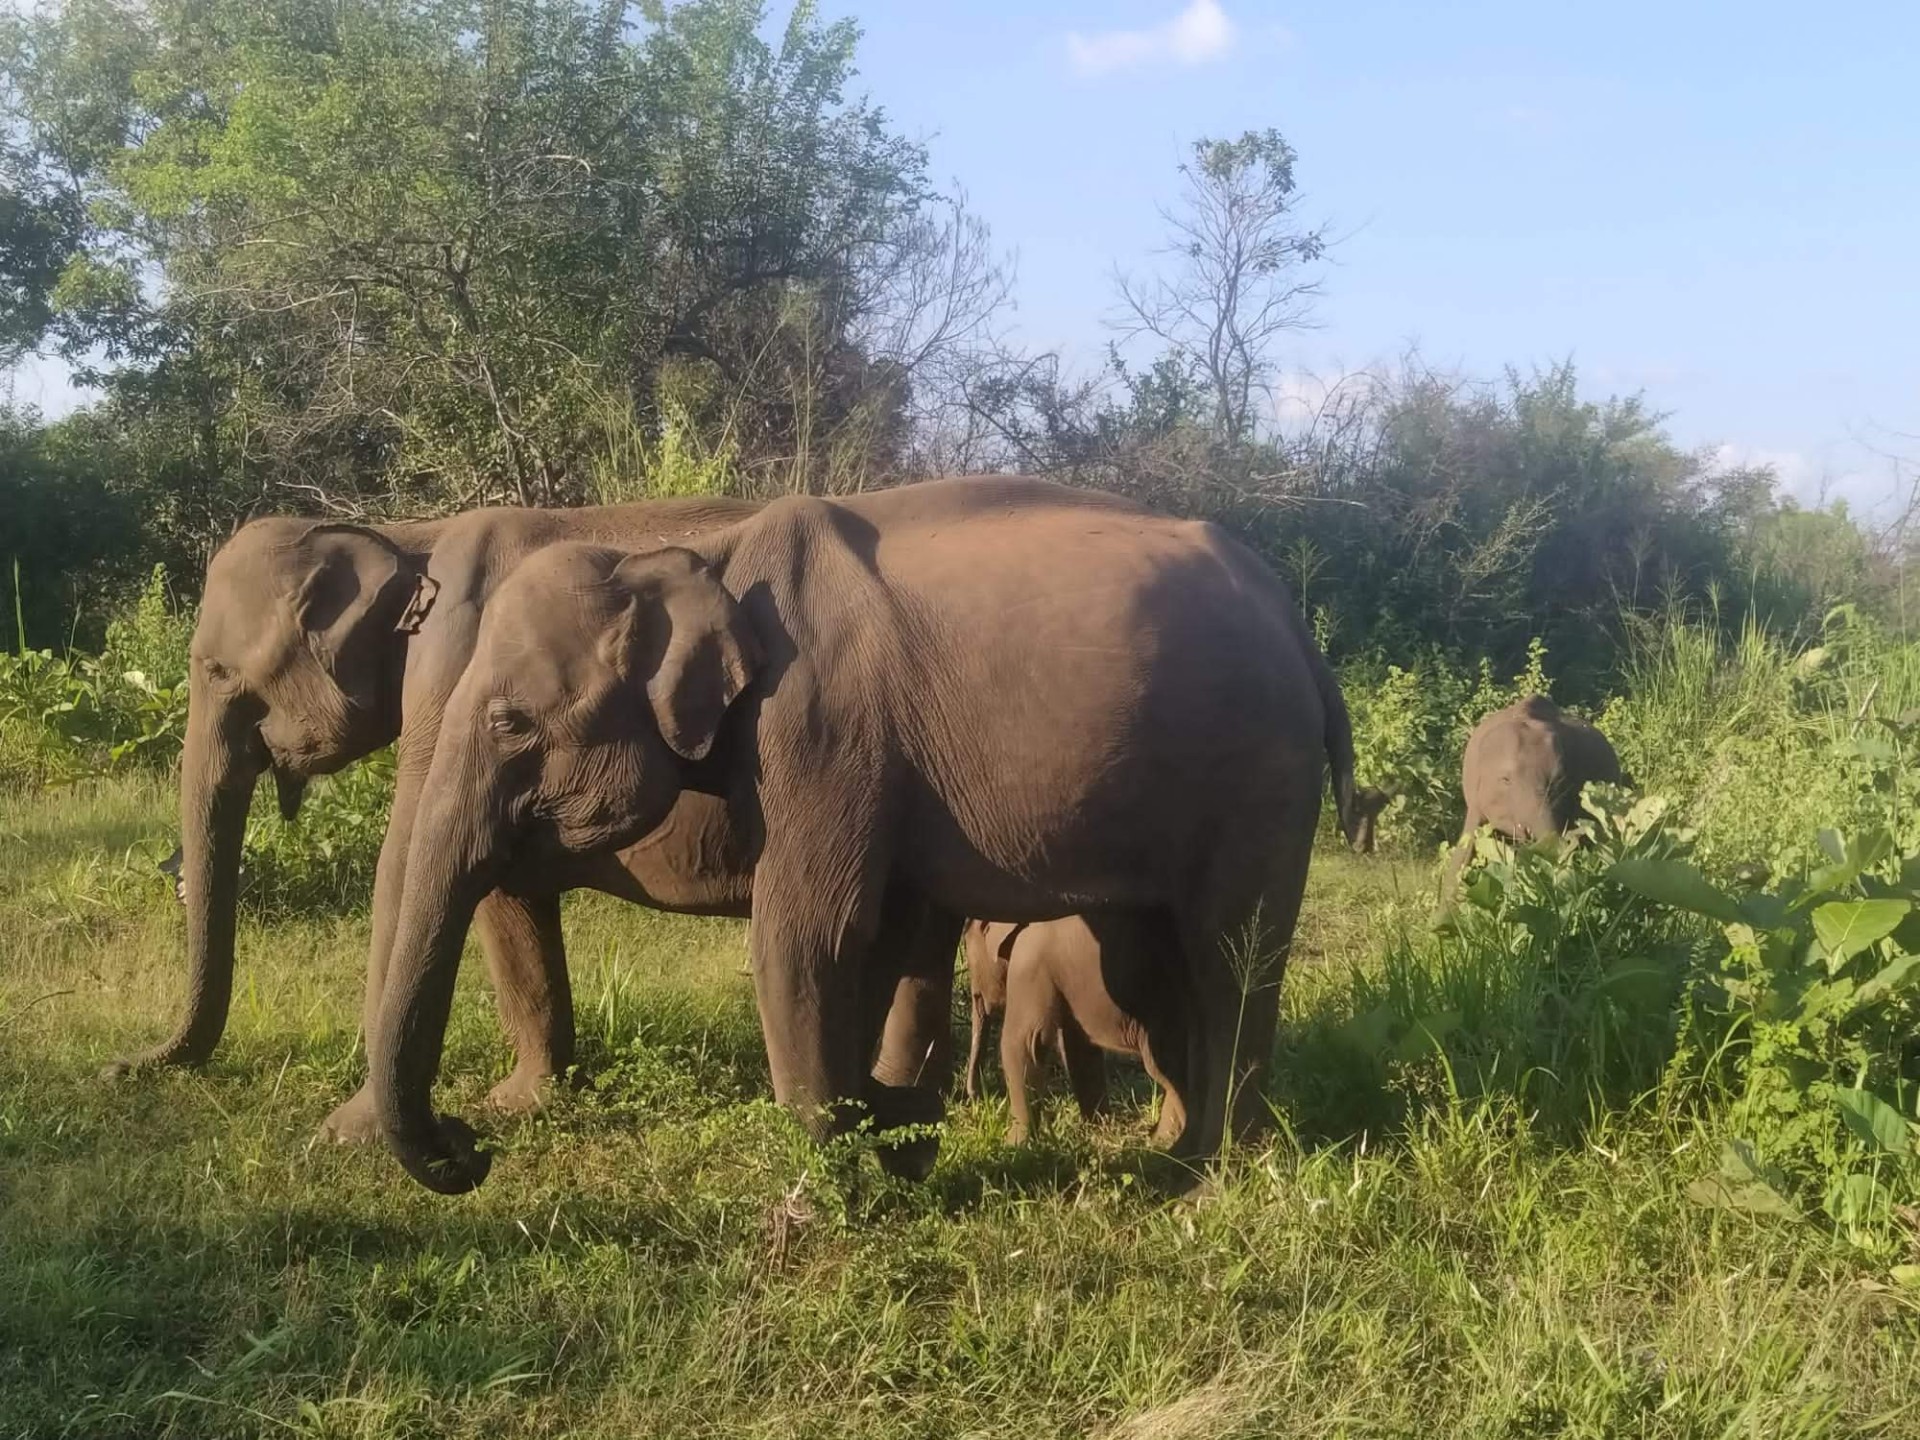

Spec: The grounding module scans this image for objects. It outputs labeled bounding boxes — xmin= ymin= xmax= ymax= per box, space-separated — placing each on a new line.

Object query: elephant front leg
xmin=1058 ymin=1019 xmax=1109 ymax=1121
xmin=863 ymin=894 xmax=959 ymax=1180
xmin=320 ymin=761 xmax=428 ymax=1145
xmin=748 ymin=867 xmax=874 ymax=1153
xmin=999 ymin=1017 xmax=1048 ymax=1145
xmin=473 ymin=889 xmax=574 ymax=1113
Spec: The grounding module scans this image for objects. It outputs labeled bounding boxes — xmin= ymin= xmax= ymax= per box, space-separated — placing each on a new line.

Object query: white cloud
xmin=1066 ymin=0 xmax=1237 ymax=79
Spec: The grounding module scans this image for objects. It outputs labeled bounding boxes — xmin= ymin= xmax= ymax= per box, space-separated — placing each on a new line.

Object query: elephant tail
xmin=1307 ymin=644 xmax=1363 ymax=849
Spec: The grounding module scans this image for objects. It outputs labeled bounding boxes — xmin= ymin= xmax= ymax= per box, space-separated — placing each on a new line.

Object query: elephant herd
xmin=112 ymin=476 xmax=1625 ymax=1194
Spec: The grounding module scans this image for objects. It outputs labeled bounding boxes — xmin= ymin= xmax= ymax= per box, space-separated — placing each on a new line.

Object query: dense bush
xmin=0 ymin=566 xmax=190 ymax=786
xmin=1285 ymin=789 xmax=1701 ymax=1143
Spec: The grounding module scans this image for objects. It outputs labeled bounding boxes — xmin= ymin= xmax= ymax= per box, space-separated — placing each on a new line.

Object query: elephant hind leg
xmin=1171 ymin=836 xmax=1312 ymax=1164
xmin=1139 ymin=1005 xmax=1190 ymax=1148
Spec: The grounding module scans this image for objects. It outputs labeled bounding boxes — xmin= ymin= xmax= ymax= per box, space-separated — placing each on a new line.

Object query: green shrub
xmin=1 ymin=566 xmax=191 ymax=787
xmin=1601 ymin=605 xmax=1920 ymax=875
xmin=239 ymin=748 xmax=397 ymax=918
xmin=1284 ymin=788 xmax=1702 ymax=1142
xmin=1619 ymin=828 xmax=1920 ymax=1254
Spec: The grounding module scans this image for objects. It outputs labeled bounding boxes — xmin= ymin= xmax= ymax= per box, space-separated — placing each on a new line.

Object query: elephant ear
xmin=286 ymin=523 xmax=433 ymax=668
xmin=607 ymin=548 xmax=760 ymax=762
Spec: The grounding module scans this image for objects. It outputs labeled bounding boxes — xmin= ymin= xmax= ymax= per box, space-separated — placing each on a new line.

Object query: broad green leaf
xmin=1892 ymin=1265 xmax=1920 ymax=1289
xmin=1811 ymin=900 xmax=1909 ymax=970
xmin=1854 ymin=953 xmax=1920 ymax=1005
xmin=1607 ymin=857 xmax=1742 ymax=923
xmin=1807 ymin=829 xmax=1895 ymax=899
xmin=1835 ymin=1088 xmax=1912 ymax=1157
xmin=1848 ymin=736 xmax=1897 ymax=764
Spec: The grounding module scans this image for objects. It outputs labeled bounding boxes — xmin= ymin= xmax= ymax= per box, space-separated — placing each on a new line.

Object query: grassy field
xmin=2 ymin=775 xmax=1916 ymax=1439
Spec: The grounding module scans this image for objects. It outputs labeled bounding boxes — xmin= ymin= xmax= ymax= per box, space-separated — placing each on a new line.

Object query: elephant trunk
xmin=106 ymin=675 xmax=259 ymax=1075
xmin=370 ymin=751 xmax=499 ymax=1194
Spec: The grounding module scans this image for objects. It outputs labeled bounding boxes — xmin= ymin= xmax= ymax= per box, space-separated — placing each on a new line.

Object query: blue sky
xmin=844 ymin=0 xmax=1920 ymax=517
xmin=9 ymin=0 xmax=1917 ymax=516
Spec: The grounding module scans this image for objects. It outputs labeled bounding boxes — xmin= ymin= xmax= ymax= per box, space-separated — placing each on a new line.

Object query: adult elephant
xmin=367 ymin=476 xmax=1363 ymax=1194
xmin=107 ymin=496 xmax=972 ymax=1172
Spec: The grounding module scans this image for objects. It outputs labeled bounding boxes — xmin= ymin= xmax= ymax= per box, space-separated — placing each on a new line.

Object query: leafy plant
xmin=0 ymin=566 xmax=190 ymax=787
xmin=1288 ymin=788 xmax=1699 ymax=1142
xmin=1614 ymin=824 xmax=1920 ymax=1250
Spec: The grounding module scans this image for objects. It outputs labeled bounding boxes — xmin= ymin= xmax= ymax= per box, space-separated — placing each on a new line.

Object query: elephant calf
xmin=1446 ymin=695 xmax=1627 ymax=891
xmin=962 ymin=916 xmax=1188 ymax=1146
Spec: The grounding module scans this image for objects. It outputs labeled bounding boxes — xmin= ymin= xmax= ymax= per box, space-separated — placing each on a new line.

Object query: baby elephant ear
xmin=610 ymin=548 xmax=761 ymax=762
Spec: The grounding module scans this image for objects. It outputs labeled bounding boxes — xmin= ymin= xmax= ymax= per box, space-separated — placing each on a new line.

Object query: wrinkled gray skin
xmin=963 ymin=915 xmax=1189 ymax=1146
xmin=1443 ymin=695 xmax=1627 ymax=893
xmin=109 ymin=498 xmax=959 ymax=1176
xmin=369 ymin=475 xmax=1366 ymax=1194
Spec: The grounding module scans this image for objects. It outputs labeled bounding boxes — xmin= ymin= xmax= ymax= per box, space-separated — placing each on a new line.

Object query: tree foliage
xmin=0 ymin=0 xmax=999 ymax=536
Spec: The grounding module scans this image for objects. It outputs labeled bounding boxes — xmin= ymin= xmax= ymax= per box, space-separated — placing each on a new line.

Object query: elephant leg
xmin=861 ymin=890 xmax=960 ymax=1180
xmin=1172 ymin=844 xmax=1310 ymax=1163
xmin=320 ymin=758 xmax=429 ymax=1145
xmin=473 ymin=889 xmax=574 ymax=1113
xmin=965 ymin=992 xmax=998 ymax=1102
xmin=1140 ymin=1020 xmax=1189 ymax=1147
xmin=1058 ymin=1018 xmax=1108 ymax=1121
xmin=1000 ymin=1014 xmax=1049 ymax=1145
xmin=748 ymin=855 xmax=877 ymax=1151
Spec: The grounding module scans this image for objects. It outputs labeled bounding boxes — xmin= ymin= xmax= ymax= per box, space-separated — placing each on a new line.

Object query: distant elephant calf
xmin=962 ymin=915 xmax=1188 ymax=1146
xmin=1445 ymin=695 xmax=1627 ymax=891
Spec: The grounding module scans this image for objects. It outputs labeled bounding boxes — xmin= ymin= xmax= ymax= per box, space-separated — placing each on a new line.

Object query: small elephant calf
xmin=1445 ymin=695 xmax=1628 ymax=893
xmin=962 ymin=915 xmax=1188 ymax=1146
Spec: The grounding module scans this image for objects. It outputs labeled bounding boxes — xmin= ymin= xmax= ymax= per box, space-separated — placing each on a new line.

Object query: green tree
xmin=2 ymin=0 xmax=955 ymax=534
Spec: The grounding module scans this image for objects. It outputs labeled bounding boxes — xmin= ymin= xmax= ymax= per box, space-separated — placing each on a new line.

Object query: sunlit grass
xmin=1 ymin=777 xmax=1914 ymax=1439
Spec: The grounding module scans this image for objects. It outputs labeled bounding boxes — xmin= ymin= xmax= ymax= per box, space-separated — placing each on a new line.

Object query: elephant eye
xmin=488 ymin=701 xmax=534 ymax=740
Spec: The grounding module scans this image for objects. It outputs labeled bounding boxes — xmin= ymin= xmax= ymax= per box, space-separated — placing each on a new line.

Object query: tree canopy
xmin=2 ymin=13 xmax=1907 ymax=678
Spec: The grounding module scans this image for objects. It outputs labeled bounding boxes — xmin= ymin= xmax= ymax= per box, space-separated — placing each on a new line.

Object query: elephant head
xmin=108 ymin=519 xmax=436 ymax=1075
xmin=371 ymin=543 xmax=759 ymax=1192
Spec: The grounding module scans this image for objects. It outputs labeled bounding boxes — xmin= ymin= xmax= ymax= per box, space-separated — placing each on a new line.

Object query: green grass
xmin=2 ymin=777 xmax=1915 ymax=1439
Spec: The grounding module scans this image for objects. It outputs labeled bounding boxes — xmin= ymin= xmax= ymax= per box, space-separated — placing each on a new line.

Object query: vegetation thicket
xmin=4 ymin=1 xmax=1918 ymax=1433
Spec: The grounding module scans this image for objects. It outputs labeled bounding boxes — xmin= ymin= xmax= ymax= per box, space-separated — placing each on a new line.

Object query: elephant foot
xmin=863 ymin=1079 xmax=944 ymax=1182
xmin=318 ymin=1087 xmax=384 ymax=1146
xmin=486 ymin=1068 xmax=560 ymax=1116
xmin=1002 ymin=1120 xmax=1031 ymax=1146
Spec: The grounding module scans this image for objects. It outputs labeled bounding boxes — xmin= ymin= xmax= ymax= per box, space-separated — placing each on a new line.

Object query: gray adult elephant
xmin=108 ymin=496 xmax=964 ymax=1171
xmin=366 ymin=475 xmax=1364 ymax=1193
xmin=1443 ymin=694 xmax=1628 ymax=894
